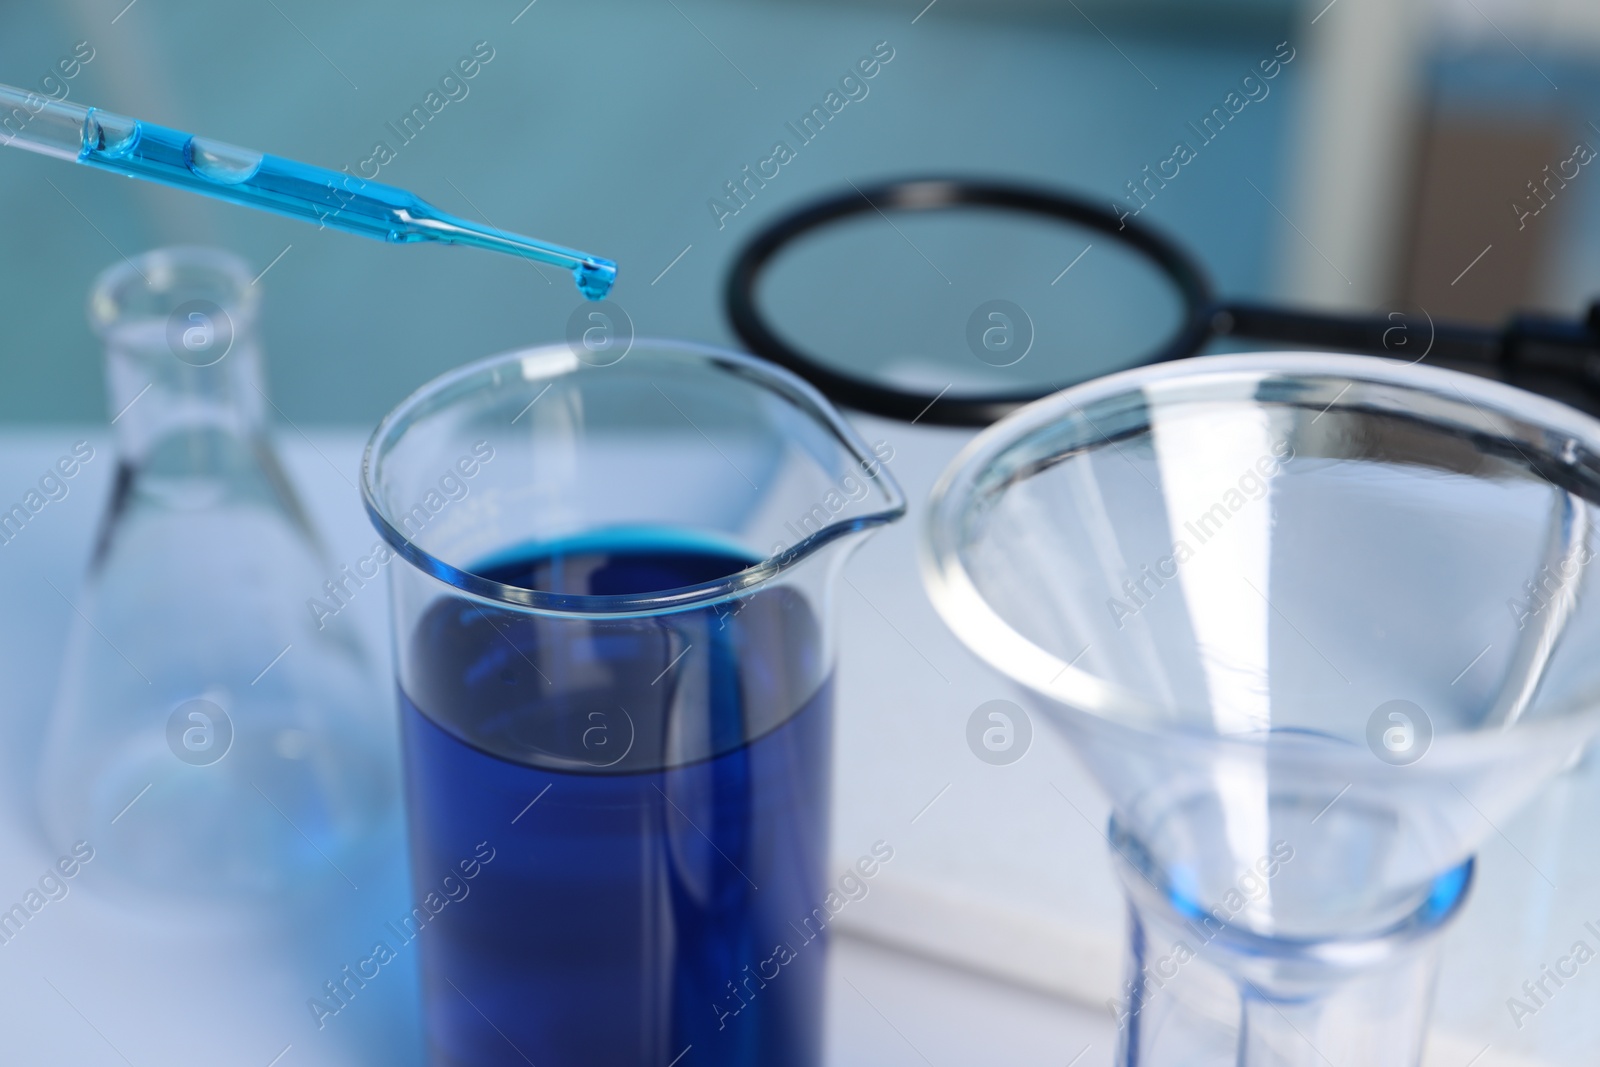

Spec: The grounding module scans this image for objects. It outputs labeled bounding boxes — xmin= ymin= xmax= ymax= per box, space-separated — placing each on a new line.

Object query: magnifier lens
xmin=754 ymin=206 xmax=1189 ymax=399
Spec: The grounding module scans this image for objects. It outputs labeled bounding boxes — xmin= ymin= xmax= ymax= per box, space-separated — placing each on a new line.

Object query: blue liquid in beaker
xmin=400 ymin=536 xmax=831 ymax=1067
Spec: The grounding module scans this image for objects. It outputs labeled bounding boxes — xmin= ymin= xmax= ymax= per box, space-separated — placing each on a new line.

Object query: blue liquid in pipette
xmin=76 ymin=111 xmax=616 ymax=299
xmin=400 ymin=536 xmax=830 ymax=1067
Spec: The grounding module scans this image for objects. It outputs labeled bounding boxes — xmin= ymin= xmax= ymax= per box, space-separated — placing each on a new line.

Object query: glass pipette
xmin=0 ymin=82 xmax=617 ymax=299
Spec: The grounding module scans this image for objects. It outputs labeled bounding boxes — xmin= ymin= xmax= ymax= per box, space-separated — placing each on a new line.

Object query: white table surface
xmin=0 ymin=423 xmax=1591 ymax=1066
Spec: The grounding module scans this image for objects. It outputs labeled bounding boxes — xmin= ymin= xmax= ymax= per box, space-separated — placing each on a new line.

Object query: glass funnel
xmin=923 ymin=352 xmax=1600 ymax=1066
xmin=38 ymin=246 xmax=394 ymax=902
xmin=361 ymin=340 xmax=904 ymax=1067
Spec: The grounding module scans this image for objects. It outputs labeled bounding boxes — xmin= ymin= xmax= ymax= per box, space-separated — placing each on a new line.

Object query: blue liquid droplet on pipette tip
xmin=575 ymin=258 xmax=618 ymax=300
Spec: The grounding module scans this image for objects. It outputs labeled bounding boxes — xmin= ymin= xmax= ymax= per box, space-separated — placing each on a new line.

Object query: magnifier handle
xmin=1497 ymin=309 xmax=1600 ymax=407
xmin=1214 ymin=301 xmax=1503 ymax=366
xmin=1218 ymin=301 xmax=1600 ymax=413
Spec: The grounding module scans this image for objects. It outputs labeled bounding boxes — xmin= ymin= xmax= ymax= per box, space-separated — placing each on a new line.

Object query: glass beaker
xmin=38 ymin=246 xmax=394 ymax=901
xmin=923 ymin=352 xmax=1600 ymax=1066
xmin=361 ymin=340 xmax=905 ymax=1067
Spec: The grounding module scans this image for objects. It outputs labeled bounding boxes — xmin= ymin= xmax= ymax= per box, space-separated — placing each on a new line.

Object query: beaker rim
xmin=362 ymin=338 xmax=907 ymax=616
xmin=923 ymin=349 xmax=1600 ymax=766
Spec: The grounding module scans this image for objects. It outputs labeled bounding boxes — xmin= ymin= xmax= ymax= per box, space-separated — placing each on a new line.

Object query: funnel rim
xmin=923 ymin=350 xmax=1600 ymax=763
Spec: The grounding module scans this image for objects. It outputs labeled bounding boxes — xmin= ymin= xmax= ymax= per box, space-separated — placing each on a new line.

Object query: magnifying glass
xmin=725 ymin=177 xmax=1600 ymax=426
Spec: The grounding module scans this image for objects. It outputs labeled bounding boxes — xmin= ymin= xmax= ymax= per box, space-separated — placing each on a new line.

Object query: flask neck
xmin=104 ymin=325 xmax=268 ymax=466
xmin=91 ymin=248 xmax=266 ymax=469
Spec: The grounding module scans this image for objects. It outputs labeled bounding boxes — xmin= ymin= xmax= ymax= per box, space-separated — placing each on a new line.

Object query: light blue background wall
xmin=0 ymin=0 xmax=1302 ymax=424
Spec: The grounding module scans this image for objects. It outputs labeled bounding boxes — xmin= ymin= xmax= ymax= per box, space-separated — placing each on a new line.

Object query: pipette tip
xmin=575 ymin=258 xmax=618 ymax=301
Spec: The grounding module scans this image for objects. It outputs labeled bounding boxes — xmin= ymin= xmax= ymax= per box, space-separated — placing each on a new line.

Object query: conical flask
xmin=38 ymin=246 xmax=394 ymax=901
xmin=924 ymin=353 xmax=1600 ymax=1066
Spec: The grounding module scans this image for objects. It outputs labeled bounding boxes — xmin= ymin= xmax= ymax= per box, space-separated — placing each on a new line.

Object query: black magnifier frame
xmin=725 ymin=175 xmax=1600 ymax=426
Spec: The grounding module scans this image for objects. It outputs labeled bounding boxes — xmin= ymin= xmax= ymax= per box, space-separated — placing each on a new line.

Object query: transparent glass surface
xmin=37 ymin=247 xmax=395 ymax=902
xmin=362 ymin=340 xmax=904 ymax=1067
xmin=923 ymin=352 xmax=1600 ymax=1066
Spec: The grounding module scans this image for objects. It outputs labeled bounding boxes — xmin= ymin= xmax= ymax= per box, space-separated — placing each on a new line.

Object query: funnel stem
xmin=1116 ymin=893 xmax=1447 ymax=1067
xmin=1235 ymin=961 xmax=1439 ymax=1067
xmin=1111 ymin=832 xmax=1470 ymax=1067
xmin=1239 ymin=996 xmax=1327 ymax=1067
